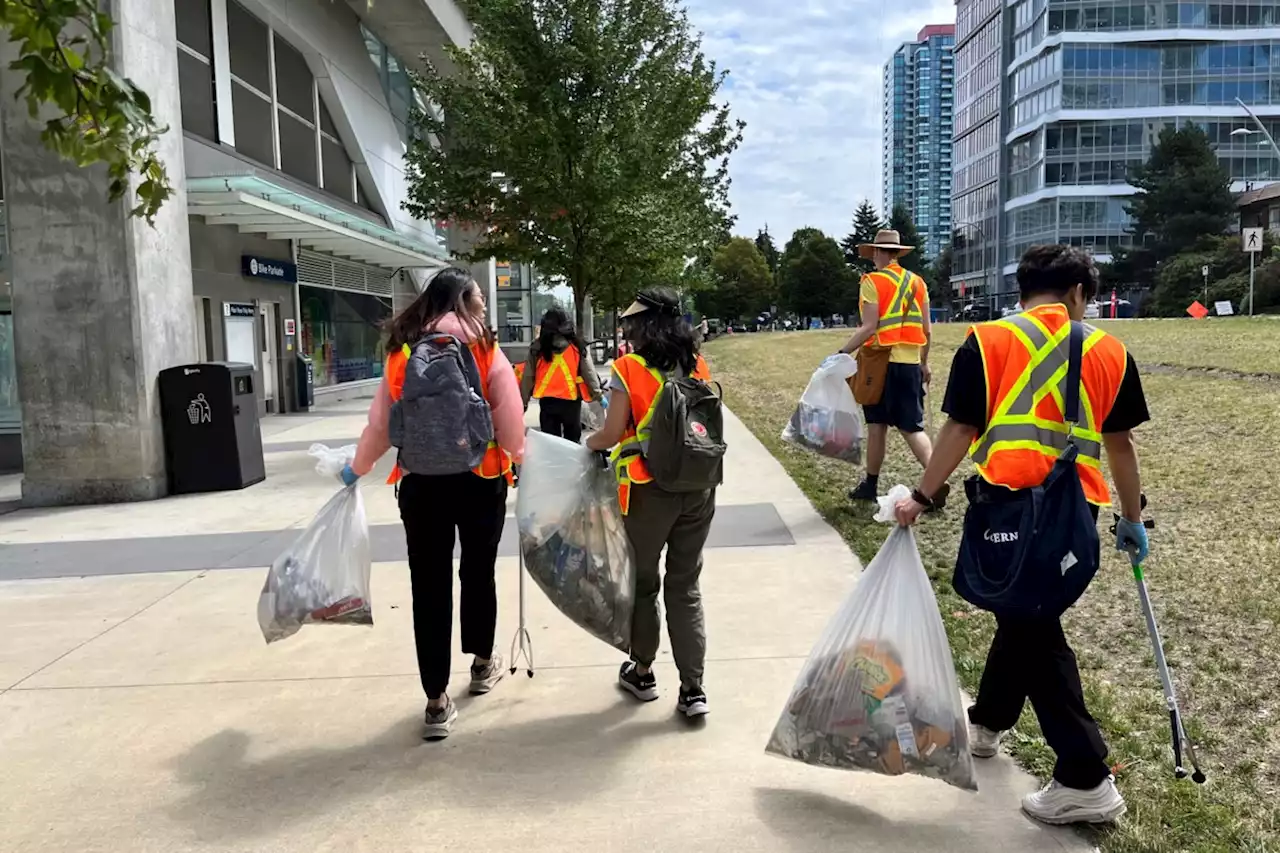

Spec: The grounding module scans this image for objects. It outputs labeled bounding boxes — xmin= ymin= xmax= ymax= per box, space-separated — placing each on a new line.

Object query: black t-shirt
xmin=942 ymin=335 xmax=1150 ymax=434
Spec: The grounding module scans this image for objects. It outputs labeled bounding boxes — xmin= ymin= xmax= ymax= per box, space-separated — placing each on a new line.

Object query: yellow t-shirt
xmin=859 ymin=267 xmax=929 ymax=365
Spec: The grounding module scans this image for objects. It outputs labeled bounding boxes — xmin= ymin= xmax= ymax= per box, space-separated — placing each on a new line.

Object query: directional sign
xmin=1243 ymin=227 xmax=1264 ymax=253
xmin=1215 ymin=300 xmax=1234 ymax=316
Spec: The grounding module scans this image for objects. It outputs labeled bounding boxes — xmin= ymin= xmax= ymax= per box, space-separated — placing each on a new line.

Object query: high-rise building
xmin=952 ymin=0 xmax=1280 ymax=305
xmin=882 ymin=24 xmax=956 ymax=259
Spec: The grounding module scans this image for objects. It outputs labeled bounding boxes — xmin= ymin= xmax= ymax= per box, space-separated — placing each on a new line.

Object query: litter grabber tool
xmin=509 ymin=464 xmax=535 ymax=678
xmin=1111 ymin=495 xmax=1205 ymax=784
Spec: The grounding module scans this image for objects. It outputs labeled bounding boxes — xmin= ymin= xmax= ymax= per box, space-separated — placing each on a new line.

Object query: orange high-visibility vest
xmin=863 ymin=263 xmax=927 ymax=347
xmin=513 ymin=361 xmax=525 ymax=383
xmin=384 ymin=337 xmax=514 ymax=486
xmin=532 ymin=344 xmax=592 ymax=402
xmin=609 ymin=352 xmax=711 ymax=514
xmin=968 ymin=304 xmax=1128 ymax=506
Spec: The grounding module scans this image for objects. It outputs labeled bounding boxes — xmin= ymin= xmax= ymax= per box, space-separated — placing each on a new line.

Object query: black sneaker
xmin=618 ymin=661 xmax=658 ymax=702
xmin=848 ymin=479 xmax=878 ymax=501
xmin=677 ymin=687 xmax=709 ymax=718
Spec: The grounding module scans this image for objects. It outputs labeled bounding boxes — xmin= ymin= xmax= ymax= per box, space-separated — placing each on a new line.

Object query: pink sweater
xmin=351 ymin=313 xmax=526 ymax=476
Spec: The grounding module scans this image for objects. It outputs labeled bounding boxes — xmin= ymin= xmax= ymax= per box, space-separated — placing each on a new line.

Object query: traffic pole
xmin=1250 ymin=250 xmax=1256 ymax=316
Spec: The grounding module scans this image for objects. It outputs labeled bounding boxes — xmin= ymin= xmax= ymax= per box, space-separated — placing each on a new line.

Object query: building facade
xmin=0 ymin=0 xmax=487 ymax=497
xmin=952 ymin=0 xmax=1280 ymax=304
xmin=883 ymin=24 xmax=956 ymax=259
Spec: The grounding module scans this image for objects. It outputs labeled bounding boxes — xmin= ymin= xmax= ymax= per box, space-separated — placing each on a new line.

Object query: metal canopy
xmin=186 ymin=176 xmax=448 ymax=270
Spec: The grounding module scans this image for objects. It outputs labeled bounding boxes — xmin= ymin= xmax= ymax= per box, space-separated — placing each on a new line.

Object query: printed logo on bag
xmin=983 ymin=528 xmax=1018 ymax=544
xmin=691 ymin=421 xmax=708 ymax=438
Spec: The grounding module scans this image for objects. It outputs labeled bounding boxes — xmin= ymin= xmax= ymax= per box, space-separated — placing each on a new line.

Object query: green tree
xmin=403 ymin=0 xmax=744 ymax=327
xmin=928 ymin=245 xmax=953 ymax=307
xmin=1149 ymin=234 xmax=1280 ymax=316
xmin=755 ymin=227 xmax=780 ymax=279
xmin=2 ymin=1 xmax=171 ymax=220
xmin=707 ymin=236 xmax=773 ymax=320
xmin=841 ymin=199 xmax=883 ymax=274
xmin=780 ymin=227 xmax=848 ymax=319
xmin=888 ymin=203 xmax=931 ymax=278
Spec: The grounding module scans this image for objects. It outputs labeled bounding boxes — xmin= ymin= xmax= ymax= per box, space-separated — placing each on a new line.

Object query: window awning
xmin=186 ymin=176 xmax=448 ymax=270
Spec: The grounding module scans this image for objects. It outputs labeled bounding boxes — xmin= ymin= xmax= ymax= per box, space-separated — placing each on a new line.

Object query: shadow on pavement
xmin=754 ymin=787 xmax=972 ymax=850
xmin=163 ymin=698 xmax=671 ymax=843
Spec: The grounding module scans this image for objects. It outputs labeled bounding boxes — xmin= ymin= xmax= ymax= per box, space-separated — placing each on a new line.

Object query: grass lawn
xmin=706 ymin=320 xmax=1280 ymax=853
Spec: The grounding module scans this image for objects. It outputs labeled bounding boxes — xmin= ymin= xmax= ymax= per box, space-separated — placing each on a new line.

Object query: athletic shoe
xmin=970 ymin=724 xmax=1004 ymax=758
xmin=677 ymin=687 xmax=709 ymax=718
xmin=618 ymin=661 xmax=659 ymax=702
xmin=469 ymin=652 xmax=506 ymax=695
xmin=848 ymin=479 xmax=878 ymax=501
xmin=423 ymin=698 xmax=458 ymax=740
xmin=1021 ymin=777 xmax=1127 ymax=825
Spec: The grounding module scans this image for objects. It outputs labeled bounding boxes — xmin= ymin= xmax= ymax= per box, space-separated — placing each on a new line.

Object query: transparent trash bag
xmin=766 ymin=503 xmax=977 ymax=791
xmin=515 ymin=430 xmax=635 ymax=651
xmin=257 ymin=444 xmax=373 ymax=643
xmin=782 ymin=354 xmax=864 ymax=464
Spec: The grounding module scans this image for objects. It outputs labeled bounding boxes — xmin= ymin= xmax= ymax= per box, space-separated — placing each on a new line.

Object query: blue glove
xmin=340 ymin=464 xmax=360 ymax=487
xmin=1115 ymin=517 xmax=1149 ymax=565
xmin=600 ymin=396 xmax=609 ymax=410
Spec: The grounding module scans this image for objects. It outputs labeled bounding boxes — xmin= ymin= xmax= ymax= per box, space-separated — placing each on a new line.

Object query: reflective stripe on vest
xmin=532 ymin=345 xmax=591 ymax=401
xmin=384 ymin=339 xmax=513 ymax=486
xmin=866 ymin=266 xmax=926 ymax=347
xmin=970 ymin=307 xmax=1123 ymax=505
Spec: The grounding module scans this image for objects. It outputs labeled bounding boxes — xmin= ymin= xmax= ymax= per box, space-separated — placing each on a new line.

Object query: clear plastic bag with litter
xmin=257 ymin=444 xmax=373 ymax=643
xmin=766 ymin=486 xmax=977 ymax=790
xmin=515 ymin=430 xmax=635 ymax=651
xmin=782 ymin=354 xmax=864 ymax=464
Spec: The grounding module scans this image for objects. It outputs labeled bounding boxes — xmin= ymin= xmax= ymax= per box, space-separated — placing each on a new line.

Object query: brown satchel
xmin=849 ymin=346 xmax=892 ymax=406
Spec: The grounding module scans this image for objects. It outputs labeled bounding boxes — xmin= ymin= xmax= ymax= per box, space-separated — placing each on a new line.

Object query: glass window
xmin=321 ymin=137 xmax=353 ymax=200
xmin=319 ymin=95 xmax=339 ymax=137
xmin=177 ymin=52 xmax=216 ymax=139
xmin=298 ymin=286 xmax=391 ymax=388
xmin=232 ymin=82 xmax=273 ymax=166
xmin=278 ymin=111 xmax=318 ymax=185
xmin=227 ymin=0 xmax=270 ymax=93
xmin=274 ymin=35 xmax=315 ymax=121
xmin=175 ymin=0 xmax=212 ymax=57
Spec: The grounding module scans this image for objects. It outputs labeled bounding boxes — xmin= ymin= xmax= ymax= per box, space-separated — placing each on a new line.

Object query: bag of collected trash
xmin=257 ymin=444 xmax=373 ymax=643
xmin=515 ymin=429 xmax=635 ymax=651
xmin=782 ymin=354 xmax=863 ymax=464
xmin=766 ymin=486 xmax=976 ymax=790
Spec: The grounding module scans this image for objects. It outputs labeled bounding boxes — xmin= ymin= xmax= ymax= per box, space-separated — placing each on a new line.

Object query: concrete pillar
xmin=1 ymin=0 xmax=196 ymax=505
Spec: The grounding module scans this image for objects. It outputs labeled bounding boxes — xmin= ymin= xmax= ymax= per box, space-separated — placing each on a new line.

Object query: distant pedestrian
xmin=345 ymin=267 xmax=525 ymax=740
xmin=520 ymin=307 xmax=603 ymax=443
xmin=839 ymin=229 xmax=945 ymax=506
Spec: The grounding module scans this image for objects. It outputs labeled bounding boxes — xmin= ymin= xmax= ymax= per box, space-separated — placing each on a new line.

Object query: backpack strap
xmin=1064 ymin=320 xmax=1083 ymax=429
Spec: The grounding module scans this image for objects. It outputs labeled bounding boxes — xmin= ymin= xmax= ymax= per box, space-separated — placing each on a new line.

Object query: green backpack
xmin=644 ymin=374 xmax=726 ymax=492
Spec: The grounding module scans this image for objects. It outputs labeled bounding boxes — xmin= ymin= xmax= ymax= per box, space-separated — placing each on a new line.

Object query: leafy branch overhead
xmin=1 ymin=0 xmax=172 ymax=221
xmin=403 ymin=0 xmax=744 ymax=318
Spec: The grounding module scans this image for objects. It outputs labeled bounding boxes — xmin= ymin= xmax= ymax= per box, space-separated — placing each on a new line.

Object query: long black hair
xmin=536 ymin=307 xmax=586 ymax=363
xmin=386 ymin=266 xmax=492 ymax=353
xmin=624 ymin=287 xmax=698 ymax=374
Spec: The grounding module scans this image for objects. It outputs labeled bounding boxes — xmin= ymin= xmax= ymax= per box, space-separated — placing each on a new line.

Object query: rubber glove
xmin=600 ymin=395 xmax=610 ymax=410
xmin=340 ymin=464 xmax=360 ymax=487
xmin=1115 ymin=517 xmax=1149 ymax=565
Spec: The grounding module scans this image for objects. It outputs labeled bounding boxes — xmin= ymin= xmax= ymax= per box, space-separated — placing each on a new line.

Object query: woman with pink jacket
xmin=345 ymin=267 xmax=525 ymax=739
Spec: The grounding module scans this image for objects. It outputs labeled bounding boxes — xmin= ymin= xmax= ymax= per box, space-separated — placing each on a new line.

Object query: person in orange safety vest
xmin=519 ymin=307 xmax=603 ymax=443
xmin=894 ymin=245 xmax=1152 ymax=826
xmin=586 ymin=288 xmax=715 ymax=720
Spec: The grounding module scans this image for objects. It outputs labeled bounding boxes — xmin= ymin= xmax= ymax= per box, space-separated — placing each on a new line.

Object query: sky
xmin=684 ymin=0 xmax=955 ymax=247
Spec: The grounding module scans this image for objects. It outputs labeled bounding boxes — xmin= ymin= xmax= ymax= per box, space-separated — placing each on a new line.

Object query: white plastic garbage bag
xmin=257 ymin=444 xmax=373 ymax=643
xmin=766 ymin=486 xmax=977 ymax=790
xmin=782 ymin=354 xmax=863 ymax=464
xmin=515 ymin=430 xmax=635 ymax=650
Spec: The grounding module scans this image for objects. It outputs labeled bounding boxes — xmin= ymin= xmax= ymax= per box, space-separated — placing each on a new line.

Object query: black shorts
xmin=863 ymin=362 xmax=925 ymax=433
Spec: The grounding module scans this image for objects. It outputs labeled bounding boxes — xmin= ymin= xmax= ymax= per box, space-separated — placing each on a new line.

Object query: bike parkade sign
xmin=241 ymin=255 xmax=298 ymax=284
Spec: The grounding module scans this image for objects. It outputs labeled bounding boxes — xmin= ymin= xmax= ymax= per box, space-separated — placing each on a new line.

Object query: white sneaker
xmin=970 ymin=724 xmax=1003 ymax=758
xmin=1022 ymin=777 xmax=1127 ymax=825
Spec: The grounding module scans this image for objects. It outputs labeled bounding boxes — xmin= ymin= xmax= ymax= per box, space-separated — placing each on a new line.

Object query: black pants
xmin=538 ymin=396 xmax=583 ymax=443
xmin=968 ymin=615 xmax=1111 ymax=789
xmin=398 ymin=471 xmax=507 ymax=700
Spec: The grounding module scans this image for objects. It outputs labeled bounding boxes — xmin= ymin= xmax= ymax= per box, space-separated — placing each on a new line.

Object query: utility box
xmin=296 ymin=354 xmax=315 ymax=411
xmin=159 ymin=363 xmax=266 ymax=494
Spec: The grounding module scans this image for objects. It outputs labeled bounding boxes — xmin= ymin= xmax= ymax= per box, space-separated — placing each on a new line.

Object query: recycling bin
xmin=159 ymin=362 xmax=266 ymax=494
xmin=296 ymin=353 xmax=314 ymax=411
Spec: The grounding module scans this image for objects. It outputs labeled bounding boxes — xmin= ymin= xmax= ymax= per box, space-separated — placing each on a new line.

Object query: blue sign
xmin=242 ymin=255 xmax=297 ymax=283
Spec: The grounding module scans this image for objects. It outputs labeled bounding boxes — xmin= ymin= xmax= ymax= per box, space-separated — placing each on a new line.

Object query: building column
xmin=0 ymin=0 xmax=196 ymax=505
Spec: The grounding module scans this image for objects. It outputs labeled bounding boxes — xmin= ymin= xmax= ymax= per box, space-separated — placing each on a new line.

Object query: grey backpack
xmin=644 ymin=374 xmax=726 ymax=492
xmin=388 ymin=334 xmax=495 ymax=476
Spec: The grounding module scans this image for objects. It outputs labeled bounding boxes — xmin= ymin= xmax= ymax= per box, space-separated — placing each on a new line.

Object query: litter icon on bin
xmin=187 ymin=393 xmax=212 ymax=425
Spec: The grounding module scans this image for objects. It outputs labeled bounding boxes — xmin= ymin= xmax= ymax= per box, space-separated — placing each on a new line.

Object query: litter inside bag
xmin=783 ymin=354 xmax=863 ymax=464
xmin=766 ymin=517 xmax=977 ymax=791
xmin=257 ymin=444 xmax=373 ymax=643
xmin=516 ymin=430 xmax=635 ymax=651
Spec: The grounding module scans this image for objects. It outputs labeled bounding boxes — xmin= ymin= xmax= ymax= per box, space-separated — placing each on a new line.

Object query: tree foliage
xmin=888 ymin=203 xmax=930 ymax=277
xmin=755 ymin=227 xmax=780 ymax=279
xmin=928 ymin=245 xmax=953 ymax=307
xmin=2 ymin=0 xmax=172 ymax=221
xmin=780 ymin=227 xmax=849 ymax=318
xmin=701 ymin=236 xmax=773 ymax=320
xmin=1149 ymin=234 xmax=1280 ymax=316
xmin=404 ymin=0 xmax=743 ymax=324
xmin=840 ymin=199 xmax=883 ymax=274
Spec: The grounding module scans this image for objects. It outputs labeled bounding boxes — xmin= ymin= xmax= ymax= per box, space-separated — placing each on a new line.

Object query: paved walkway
xmin=0 ymin=402 xmax=1092 ymax=853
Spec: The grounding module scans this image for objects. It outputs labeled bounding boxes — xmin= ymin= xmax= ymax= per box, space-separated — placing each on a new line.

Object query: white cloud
xmin=686 ymin=0 xmax=954 ymax=246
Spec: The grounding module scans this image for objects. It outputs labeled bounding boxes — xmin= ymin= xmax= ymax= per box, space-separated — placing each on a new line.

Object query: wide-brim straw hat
xmin=858 ymin=229 xmax=916 ymax=259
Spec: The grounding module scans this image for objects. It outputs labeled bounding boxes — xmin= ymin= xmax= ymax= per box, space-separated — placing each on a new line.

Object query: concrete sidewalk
xmin=0 ymin=402 xmax=1091 ymax=853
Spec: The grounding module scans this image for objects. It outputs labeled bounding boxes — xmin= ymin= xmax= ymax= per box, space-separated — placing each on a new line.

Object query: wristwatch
xmin=911 ymin=487 xmax=936 ymax=509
